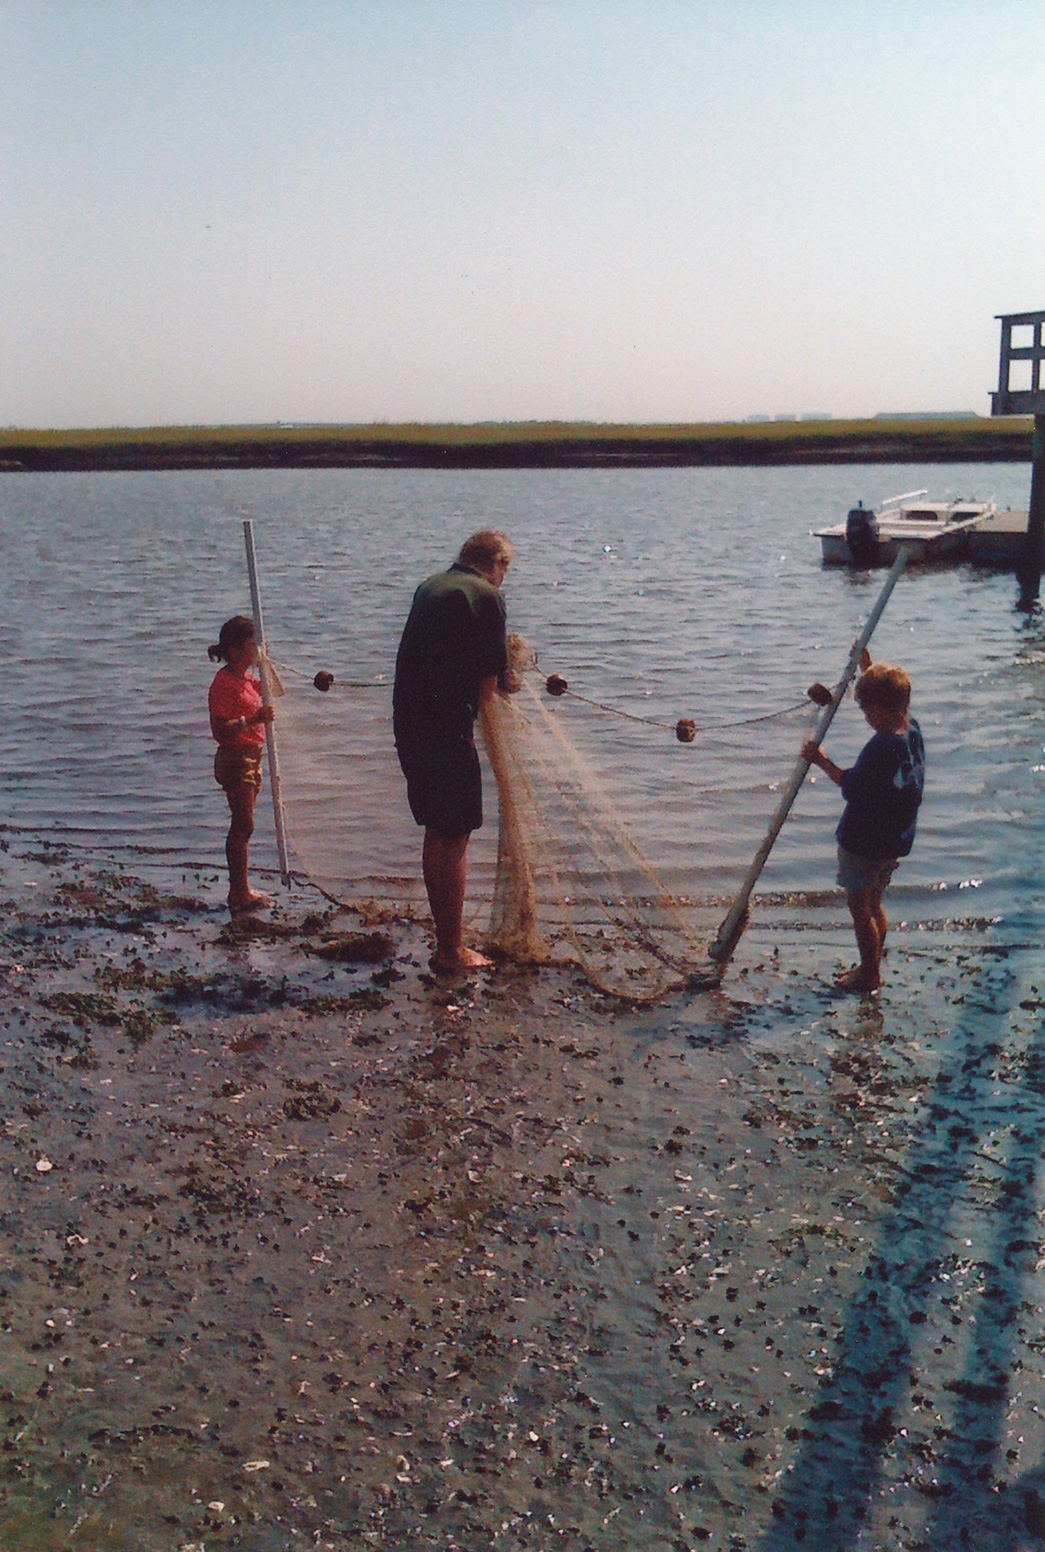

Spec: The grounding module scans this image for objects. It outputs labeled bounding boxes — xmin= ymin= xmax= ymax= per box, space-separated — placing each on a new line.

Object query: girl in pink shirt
xmin=208 ymin=615 xmax=275 ymax=914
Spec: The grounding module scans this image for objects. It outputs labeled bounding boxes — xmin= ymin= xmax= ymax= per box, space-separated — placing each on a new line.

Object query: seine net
xmin=257 ymin=632 xmax=817 ymax=1001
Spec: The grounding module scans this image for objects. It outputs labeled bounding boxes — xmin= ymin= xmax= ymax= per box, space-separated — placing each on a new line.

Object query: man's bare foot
xmin=229 ymin=891 xmax=273 ymax=916
xmin=833 ymin=965 xmax=880 ymax=994
xmin=429 ymin=945 xmax=492 ymax=974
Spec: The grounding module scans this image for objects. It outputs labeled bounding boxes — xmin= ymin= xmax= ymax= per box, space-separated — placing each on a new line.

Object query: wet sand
xmin=1 ymin=834 xmax=1044 ymax=1550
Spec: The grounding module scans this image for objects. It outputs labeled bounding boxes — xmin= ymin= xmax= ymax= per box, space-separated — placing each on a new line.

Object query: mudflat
xmin=1 ymin=835 xmax=1043 ymax=1550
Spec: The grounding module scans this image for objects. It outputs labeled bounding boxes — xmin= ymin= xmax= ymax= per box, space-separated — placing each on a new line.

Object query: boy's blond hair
xmin=855 ymin=662 xmax=911 ymax=719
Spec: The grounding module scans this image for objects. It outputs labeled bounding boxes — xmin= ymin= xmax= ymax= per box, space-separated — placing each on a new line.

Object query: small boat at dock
xmin=815 ymin=489 xmax=997 ymax=566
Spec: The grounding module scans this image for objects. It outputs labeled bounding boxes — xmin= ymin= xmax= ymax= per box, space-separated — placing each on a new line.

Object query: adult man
xmin=393 ymin=529 xmax=519 ymax=972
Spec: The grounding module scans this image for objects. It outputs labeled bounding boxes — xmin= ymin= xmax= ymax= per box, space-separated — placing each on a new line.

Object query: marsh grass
xmin=0 ymin=415 xmax=1032 ymax=466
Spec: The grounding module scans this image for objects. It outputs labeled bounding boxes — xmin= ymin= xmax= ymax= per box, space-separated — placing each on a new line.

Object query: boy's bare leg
xmin=837 ymin=886 xmax=883 ymax=991
xmin=423 ymin=829 xmax=491 ymax=971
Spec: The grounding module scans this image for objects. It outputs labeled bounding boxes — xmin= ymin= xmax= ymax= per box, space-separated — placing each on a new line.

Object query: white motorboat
xmin=815 ymin=489 xmax=997 ymax=566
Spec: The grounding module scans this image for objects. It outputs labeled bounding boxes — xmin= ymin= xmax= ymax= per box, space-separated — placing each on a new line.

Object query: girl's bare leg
xmin=226 ymin=784 xmax=271 ymax=911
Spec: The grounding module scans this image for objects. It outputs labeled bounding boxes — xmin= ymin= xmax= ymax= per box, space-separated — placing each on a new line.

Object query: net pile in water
xmin=479 ymin=637 xmax=711 ymax=998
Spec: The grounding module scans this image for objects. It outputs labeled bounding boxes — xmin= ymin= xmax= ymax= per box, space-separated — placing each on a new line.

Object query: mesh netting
xmin=261 ymin=643 xmax=709 ymax=995
xmin=479 ymin=637 xmax=709 ymax=998
xmin=258 ymin=653 xmax=420 ymax=918
xmin=257 ymin=633 xmax=817 ymax=1000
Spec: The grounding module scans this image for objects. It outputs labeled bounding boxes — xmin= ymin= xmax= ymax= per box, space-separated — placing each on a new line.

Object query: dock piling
xmin=1019 ymin=416 xmax=1045 ymax=608
xmin=991 ymin=310 xmax=1045 ymax=607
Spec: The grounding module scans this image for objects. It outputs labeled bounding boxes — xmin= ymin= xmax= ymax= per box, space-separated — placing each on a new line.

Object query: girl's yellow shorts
xmin=214 ymin=744 xmax=263 ymax=795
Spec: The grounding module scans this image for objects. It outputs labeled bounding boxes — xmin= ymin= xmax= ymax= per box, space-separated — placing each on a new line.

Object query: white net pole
xmin=710 ymin=541 xmax=912 ymax=968
xmin=242 ymin=518 xmax=292 ymax=887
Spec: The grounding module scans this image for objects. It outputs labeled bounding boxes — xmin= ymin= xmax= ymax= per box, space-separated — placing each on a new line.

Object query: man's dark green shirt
xmin=393 ymin=563 xmax=508 ymax=750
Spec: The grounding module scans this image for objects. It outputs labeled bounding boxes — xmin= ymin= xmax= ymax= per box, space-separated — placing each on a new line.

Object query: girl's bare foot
xmin=228 ymin=891 xmax=273 ymax=916
xmin=429 ymin=945 xmax=492 ymax=974
xmin=833 ymin=965 xmax=880 ymax=994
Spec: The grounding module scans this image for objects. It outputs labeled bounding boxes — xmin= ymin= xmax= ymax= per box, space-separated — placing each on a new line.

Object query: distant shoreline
xmin=0 ymin=416 xmax=1032 ymax=472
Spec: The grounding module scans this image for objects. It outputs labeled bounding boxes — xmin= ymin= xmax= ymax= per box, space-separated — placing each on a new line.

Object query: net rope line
xmin=547 ymin=683 xmax=813 ymax=734
xmin=260 ymin=656 xmax=389 ymax=691
xmin=261 ymin=647 xmax=815 ymax=741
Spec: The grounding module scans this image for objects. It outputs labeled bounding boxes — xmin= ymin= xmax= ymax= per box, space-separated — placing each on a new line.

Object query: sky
xmin=2 ymin=0 xmax=1043 ymax=429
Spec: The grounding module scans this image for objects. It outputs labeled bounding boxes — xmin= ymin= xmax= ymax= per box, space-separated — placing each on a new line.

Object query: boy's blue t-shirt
xmin=836 ymin=717 xmax=925 ymax=860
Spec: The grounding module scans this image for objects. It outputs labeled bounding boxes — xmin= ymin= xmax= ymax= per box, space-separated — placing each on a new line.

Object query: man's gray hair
xmin=458 ymin=529 xmax=513 ymax=571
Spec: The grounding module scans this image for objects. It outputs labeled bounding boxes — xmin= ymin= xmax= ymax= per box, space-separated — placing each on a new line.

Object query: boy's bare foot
xmin=429 ymin=945 xmax=492 ymax=974
xmin=833 ymin=965 xmax=880 ymax=994
xmin=229 ymin=891 xmax=273 ymax=916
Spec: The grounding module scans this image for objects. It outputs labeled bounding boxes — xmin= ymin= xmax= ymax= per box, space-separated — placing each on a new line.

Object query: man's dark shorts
xmin=396 ymin=734 xmax=483 ymax=836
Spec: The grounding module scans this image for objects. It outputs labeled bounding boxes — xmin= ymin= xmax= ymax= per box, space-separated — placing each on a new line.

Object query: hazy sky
xmin=2 ymin=0 xmax=1043 ymax=428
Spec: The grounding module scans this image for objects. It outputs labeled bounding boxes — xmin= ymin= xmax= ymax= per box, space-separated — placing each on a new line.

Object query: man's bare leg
xmin=422 ymin=828 xmax=491 ymax=971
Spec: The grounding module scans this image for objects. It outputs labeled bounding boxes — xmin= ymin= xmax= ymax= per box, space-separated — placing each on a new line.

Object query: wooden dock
xmin=967 ymin=507 xmax=1030 ymax=566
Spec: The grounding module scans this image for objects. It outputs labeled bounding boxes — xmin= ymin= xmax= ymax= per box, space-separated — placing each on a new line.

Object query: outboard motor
xmin=845 ymin=503 xmax=879 ymax=566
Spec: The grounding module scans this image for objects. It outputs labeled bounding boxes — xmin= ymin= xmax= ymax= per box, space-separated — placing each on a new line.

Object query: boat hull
xmin=819 ymin=526 xmax=972 ymax=566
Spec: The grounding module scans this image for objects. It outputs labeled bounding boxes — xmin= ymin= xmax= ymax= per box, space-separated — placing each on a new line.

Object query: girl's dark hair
xmin=208 ymin=615 xmax=255 ymax=663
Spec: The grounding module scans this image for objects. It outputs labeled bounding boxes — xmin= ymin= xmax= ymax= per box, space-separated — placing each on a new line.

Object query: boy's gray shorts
xmin=837 ymin=846 xmax=898 ymax=894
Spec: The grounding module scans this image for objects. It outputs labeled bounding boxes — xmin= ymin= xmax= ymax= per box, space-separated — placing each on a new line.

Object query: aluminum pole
xmin=242 ymin=518 xmax=292 ymax=886
xmin=709 ymin=542 xmax=912 ymax=969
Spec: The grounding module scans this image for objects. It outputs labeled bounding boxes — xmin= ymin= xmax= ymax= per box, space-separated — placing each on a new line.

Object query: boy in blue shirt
xmin=802 ymin=659 xmax=925 ymax=993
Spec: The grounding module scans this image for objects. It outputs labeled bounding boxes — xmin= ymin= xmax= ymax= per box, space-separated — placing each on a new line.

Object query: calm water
xmin=0 ymin=463 xmax=1041 ymax=929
